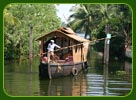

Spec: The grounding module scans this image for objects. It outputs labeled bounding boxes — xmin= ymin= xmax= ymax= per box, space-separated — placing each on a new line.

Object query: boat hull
xmin=39 ymin=62 xmax=88 ymax=79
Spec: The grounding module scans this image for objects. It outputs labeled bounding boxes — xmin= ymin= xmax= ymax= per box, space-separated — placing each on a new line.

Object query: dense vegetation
xmin=4 ymin=4 xmax=61 ymax=60
xmin=68 ymin=4 xmax=132 ymax=60
xmin=4 ymin=4 xmax=132 ymax=61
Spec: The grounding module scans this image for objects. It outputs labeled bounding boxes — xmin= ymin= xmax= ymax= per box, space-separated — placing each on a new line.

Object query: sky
xmin=56 ymin=4 xmax=75 ymax=23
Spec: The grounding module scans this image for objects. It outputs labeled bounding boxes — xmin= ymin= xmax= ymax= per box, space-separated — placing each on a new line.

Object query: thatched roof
xmin=36 ymin=27 xmax=89 ymax=42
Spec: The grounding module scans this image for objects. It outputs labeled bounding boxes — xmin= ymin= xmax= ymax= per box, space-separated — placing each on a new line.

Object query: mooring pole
xmin=29 ymin=25 xmax=33 ymax=72
xmin=104 ymin=33 xmax=111 ymax=64
xmin=103 ymin=63 xmax=109 ymax=95
xmin=104 ymin=39 xmax=107 ymax=64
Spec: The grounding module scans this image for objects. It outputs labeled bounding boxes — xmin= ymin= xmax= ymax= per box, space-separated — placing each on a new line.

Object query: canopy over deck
xmin=36 ymin=27 xmax=90 ymax=43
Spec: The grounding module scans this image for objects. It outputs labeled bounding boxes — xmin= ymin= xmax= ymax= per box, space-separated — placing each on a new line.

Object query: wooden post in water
xmin=47 ymin=52 xmax=52 ymax=79
xmin=29 ymin=25 xmax=33 ymax=72
xmin=104 ymin=33 xmax=111 ymax=64
xmin=103 ymin=63 xmax=109 ymax=95
xmin=104 ymin=39 xmax=107 ymax=64
xmin=104 ymin=34 xmax=110 ymax=64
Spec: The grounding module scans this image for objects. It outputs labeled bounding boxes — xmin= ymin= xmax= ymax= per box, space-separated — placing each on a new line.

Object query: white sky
xmin=56 ymin=4 xmax=75 ymax=23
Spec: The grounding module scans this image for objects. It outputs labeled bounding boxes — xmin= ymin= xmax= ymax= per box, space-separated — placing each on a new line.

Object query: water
xmin=4 ymin=51 xmax=132 ymax=96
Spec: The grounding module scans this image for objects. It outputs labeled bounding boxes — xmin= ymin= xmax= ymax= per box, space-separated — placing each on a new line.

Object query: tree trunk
xmin=29 ymin=25 xmax=33 ymax=72
xmin=84 ymin=17 xmax=90 ymax=39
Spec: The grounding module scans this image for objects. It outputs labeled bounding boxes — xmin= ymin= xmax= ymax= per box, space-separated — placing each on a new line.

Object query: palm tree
xmin=98 ymin=4 xmax=132 ymax=47
xmin=95 ymin=4 xmax=132 ymax=60
xmin=96 ymin=4 xmax=118 ymax=33
xmin=68 ymin=4 xmax=92 ymax=39
xmin=68 ymin=4 xmax=118 ymax=39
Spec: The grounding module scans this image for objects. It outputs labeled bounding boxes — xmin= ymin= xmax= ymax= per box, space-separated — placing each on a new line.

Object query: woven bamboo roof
xmin=36 ymin=27 xmax=90 ymax=42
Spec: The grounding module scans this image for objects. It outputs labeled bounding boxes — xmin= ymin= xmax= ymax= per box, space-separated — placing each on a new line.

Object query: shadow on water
xmin=4 ymin=50 xmax=132 ymax=96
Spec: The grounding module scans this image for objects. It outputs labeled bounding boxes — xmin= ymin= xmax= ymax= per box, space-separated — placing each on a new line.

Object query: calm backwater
xmin=4 ymin=50 xmax=132 ymax=96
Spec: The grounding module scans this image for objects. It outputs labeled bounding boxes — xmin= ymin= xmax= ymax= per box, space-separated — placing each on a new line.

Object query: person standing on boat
xmin=47 ymin=40 xmax=60 ymax=62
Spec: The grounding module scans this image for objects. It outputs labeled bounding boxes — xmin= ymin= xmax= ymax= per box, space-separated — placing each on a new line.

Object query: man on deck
xmin=47 ymin=40 xmax=60 ymax=62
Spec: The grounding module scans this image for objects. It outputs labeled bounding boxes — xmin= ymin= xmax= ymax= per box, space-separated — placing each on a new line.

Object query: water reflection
xmin=103 ymin=64 xmax=108 ymax=95
xmin=85 ymin=61 xmax=132 ymax=96
xmin=39 ymin=72 xmax=88 ymax=96
xmin=4 ymin=56 xmax=132 ymax=96
xmin=39 ymin=59 xmax=132 ymax=96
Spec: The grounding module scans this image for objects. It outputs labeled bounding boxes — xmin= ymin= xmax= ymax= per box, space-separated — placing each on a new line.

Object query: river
xmin=4 ymin=50 xmax=132 ymax=96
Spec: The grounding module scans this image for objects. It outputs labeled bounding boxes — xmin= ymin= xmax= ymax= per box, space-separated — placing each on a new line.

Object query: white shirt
xmin=47 ymin=43 xmax=60 ymax=51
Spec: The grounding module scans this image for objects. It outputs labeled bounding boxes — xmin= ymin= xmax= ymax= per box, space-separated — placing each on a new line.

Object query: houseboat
xmin=36 ymin=27 xmax=90 ymax=79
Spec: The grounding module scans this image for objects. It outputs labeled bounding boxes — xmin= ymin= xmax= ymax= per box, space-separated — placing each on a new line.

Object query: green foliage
xmin=68 ymin=4 xmax=92 ymax=39
xmin=116 ymin=70 xmax=127 ymax=76
xmin=68 ymin=4 xmax=132 ymax=59
xmin=4 ymin=4 xmax=61 ymax=60
xmin=94 ymin=27 xmax=106 ymax=52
